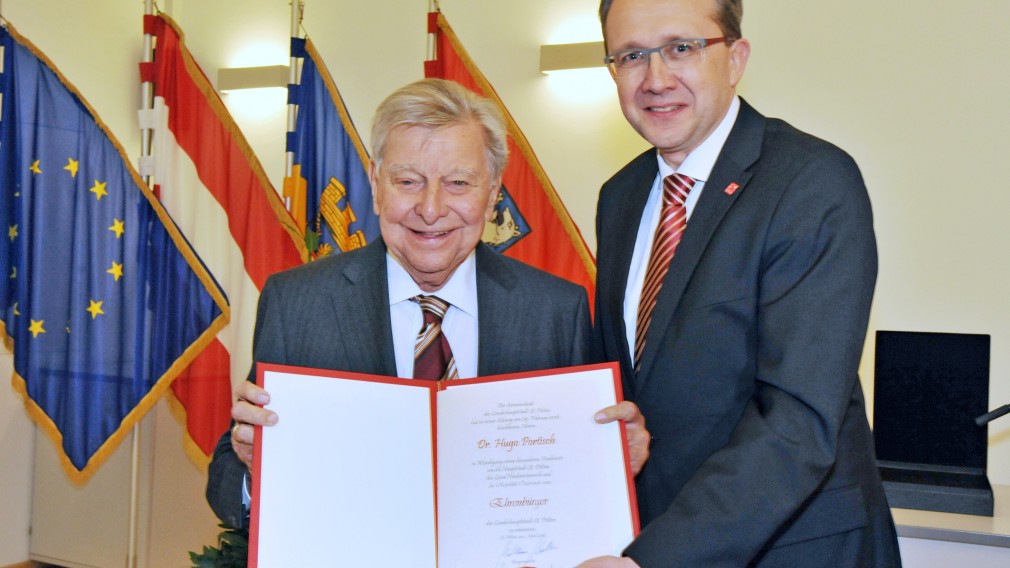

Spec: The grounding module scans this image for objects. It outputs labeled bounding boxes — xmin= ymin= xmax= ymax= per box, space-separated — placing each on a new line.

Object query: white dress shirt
xmin=387 ymin=251 xmax=479 ymax=379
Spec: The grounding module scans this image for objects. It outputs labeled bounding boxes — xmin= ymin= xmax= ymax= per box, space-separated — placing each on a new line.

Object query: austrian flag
xmin=140 ymin=14 xmax=306 ymax=464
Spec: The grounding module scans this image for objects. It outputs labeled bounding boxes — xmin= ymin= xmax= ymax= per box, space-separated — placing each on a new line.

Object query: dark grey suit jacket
xmin=207 ymin=238 xmax=591 ymax=528
xmin=594 ymin=100 xmax=900 ymax=567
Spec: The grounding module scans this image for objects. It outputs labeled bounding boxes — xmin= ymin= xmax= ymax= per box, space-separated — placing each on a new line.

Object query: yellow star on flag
xmin=64 ymin=158 xmax=79 ymax=178
xmin=8 ymin=225 xmax=17 ymax=242
xmin=109 ymin=219 xmax=125 ymax=238
xmin=29 ymin=319 xmax=45 ymax=338
xmin=29 ymin=160 xmax=41 ymax=174
xmin=86 ymin=300 xmax=105 ymax=319
xmin=107 ymin=261 xmax=123 ymax=282
xmin=8 ymin=266 xmax=15 ymax=279
xmin=90 ymin=180 xmax=108 ymax=200
xmin=13 ymin=302 xmax=19 ymax=316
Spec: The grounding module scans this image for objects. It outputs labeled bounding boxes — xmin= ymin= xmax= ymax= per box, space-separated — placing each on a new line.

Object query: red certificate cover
xmin=250 ymin=362 xmax=638 ymax=567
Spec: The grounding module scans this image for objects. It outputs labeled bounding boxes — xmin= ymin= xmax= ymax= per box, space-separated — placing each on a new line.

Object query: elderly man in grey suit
xmin=579 ymin=0 xmax=901 ymax=567
xmin=207 ymin=78 xmax=650 ymax=532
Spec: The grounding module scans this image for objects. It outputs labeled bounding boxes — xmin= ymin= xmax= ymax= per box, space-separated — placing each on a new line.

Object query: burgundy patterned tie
xmin=410 ymin=295 xmax=459 ymax=381
xmin=634 ymin=173 xmax=695 ymax=372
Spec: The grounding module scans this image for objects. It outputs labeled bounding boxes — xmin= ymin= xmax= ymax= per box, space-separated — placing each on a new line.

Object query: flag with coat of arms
xmin=425 ymin=10 xmax=597 ymax=305
xmin=284 ymin=35 xmax=379 ymax=259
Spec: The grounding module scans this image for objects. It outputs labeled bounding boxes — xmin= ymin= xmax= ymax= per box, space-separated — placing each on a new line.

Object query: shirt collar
xmin=656 ymin=95 xmax=741 ymax=182
xmin=386 ymin=250 xmax=478 ymax=317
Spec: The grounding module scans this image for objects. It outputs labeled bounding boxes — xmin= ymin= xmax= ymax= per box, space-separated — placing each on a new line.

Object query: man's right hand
xmin=230 ymin=381 xmax=278 ymax=471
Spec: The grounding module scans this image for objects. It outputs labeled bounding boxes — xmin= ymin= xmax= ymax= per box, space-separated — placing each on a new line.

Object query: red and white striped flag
xmin=140 ymin=14 xmax=306 ymax=464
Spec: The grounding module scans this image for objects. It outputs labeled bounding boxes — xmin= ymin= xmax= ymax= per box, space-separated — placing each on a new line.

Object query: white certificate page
xmin=253 ymin=368 xmax=438 ymax=568
xmin=436 ymin=365 xmax=636 ymax=568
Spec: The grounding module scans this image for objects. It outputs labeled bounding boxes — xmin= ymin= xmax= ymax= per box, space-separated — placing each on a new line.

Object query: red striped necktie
xmin=634 ymin=173 xmax=695 ymax=372
xmin=410 ymin=295 xmax=459 ymax=381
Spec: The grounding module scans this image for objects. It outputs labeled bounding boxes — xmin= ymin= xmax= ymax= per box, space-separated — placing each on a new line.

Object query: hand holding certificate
xmin=250 ymin=362 xmax=639 ymax=568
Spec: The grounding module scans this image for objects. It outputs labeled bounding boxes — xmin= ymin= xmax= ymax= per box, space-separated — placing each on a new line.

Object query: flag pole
xmin=284 ymin=1 xmax=303 ymax=188
xmin=130 ymin=4 xmax=156 ymax=566
xmin=140 ymin=3 xmax=155 ymax=187
xmin=142 ymin=3 xmax=155 ymax=186
xmin=427 ymin=0 xmax=439 ymax=61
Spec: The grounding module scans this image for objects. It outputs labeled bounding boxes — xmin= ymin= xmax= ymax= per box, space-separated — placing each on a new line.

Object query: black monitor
xmin=873 ymin=330 xmax=993 ymax=515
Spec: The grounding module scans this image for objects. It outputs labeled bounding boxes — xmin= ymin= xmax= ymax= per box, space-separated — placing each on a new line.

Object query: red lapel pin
xmin=724 ymin=182 xmax=740 ymax=196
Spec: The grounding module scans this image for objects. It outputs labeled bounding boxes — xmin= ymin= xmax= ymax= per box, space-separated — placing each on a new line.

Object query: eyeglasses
xmin=604 ymin=37 xmax=732 ymax=77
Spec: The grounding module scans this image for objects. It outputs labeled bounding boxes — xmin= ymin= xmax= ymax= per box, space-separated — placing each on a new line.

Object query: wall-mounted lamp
xmin=217 ymin=65 xmax=289 ymax=92
xmin=539 ymin=41 xmax=605 ymax=74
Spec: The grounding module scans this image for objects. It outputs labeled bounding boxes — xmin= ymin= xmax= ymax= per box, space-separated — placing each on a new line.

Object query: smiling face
xmin=371 ymin=120 xmax=500 ymax=292
xmin=605 ymin=0 xmax=749 ymax=168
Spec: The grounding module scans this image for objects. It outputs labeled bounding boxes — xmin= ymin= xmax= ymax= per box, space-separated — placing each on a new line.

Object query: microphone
xmin=975 ymin=404 xmax=1010 ymax=427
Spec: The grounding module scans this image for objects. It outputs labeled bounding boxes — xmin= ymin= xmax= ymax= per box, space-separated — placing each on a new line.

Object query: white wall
xmin=1 ymin=0 xmax=1008 ymax=565
xmin=0 ymin=354 xmax=33 ymax=565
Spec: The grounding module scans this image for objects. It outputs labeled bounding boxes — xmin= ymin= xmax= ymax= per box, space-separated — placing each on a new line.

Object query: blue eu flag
xmin=285 ymin=37 xmax=379 ymax=258
xmin=0 ymin=24 xmax=227 ymax=481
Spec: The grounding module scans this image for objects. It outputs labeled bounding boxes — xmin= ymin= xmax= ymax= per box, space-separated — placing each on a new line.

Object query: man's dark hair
xmin=599 ymin=0 xmax=743 ymax=41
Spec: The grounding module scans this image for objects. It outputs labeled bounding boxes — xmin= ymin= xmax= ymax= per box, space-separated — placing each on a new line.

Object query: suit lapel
xmin=475 ymin=244 xmax=518 ymax=376
xmin=332 ymin=238 xmax=398 ymax=376
xmin=635 ymin=100 xmax=765 ymax=384
xmin=604 ymin=151 xmax=658 ymax=391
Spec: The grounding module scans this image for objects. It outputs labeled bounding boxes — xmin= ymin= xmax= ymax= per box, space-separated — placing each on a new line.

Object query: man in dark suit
xmin=206 ymin=78 xmax=650 ymax=531
xmin=579 ymin=0 xmax=902 ymax=566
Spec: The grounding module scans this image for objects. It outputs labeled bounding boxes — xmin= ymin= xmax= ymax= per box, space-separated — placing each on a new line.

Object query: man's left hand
xmin=595 ymin=400 xmax=650 ymax=476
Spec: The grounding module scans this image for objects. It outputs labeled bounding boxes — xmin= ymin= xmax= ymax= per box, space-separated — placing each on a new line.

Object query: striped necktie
xmin=634 ymin=173 xmax=695 ymax=372
xmin=410 ymin=295 xmax=459 ymax=381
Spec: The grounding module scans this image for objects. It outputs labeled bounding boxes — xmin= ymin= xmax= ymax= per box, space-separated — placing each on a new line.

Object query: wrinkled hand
xmin=594 ymin=400 xmax=650 ymax=476
xmin=230 ymin=381 xmax=277 ymax=471
xmin=576 ymin=556 xmax=641 ymax=567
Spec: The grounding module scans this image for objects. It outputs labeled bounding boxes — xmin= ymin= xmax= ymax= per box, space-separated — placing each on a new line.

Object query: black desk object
xmin=874 ymin=331 xmax=993 ymax=516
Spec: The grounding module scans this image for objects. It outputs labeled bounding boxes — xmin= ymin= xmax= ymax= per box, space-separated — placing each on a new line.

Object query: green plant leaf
xmin=189 ymin=525 xmax=248 ymax=568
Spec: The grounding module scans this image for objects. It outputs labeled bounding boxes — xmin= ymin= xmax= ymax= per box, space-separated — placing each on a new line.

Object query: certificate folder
xmin=250 ymin=362 xmax=638 ymax=568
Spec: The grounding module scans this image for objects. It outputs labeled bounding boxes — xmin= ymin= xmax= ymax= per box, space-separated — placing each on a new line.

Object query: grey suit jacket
xmin=594 ymin=100 xmax=900 ymax=567
xmin=207 ymin=238 xmax=591 ymax=528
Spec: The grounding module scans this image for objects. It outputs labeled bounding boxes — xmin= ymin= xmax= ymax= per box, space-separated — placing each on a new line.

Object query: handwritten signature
xmin=495 ymin=539 xmax=560 ymax=567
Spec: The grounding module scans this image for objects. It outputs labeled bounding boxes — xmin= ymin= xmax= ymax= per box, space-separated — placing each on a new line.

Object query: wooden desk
xmin=893 ymin=484 xmax=1010 ymax=548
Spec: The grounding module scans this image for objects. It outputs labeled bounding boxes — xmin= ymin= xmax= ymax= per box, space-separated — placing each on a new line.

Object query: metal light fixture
xmin=539 ymin=41 xmax=605 ymax=74
xmin=217 ymin=65 xmax=289 ymax=92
